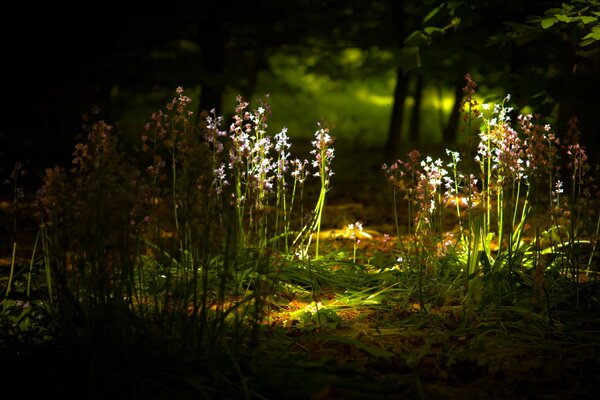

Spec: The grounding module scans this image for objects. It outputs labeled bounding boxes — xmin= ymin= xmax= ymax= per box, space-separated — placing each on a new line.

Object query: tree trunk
xmin=443 ymin=78 xmax=464 ymax=143
xmin=408 ymin=74 xmax=424 ymax=143
xmin=240 ymin=48 xmax=267 ymax=103
xmin=384 ymin=68 xmax=410 ymax=161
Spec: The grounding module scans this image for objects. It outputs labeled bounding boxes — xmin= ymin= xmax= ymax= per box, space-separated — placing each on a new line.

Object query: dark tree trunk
xmin=384 ymin=68 xmax=410 ymax=161
xmin=408 ymin=74 xmax=424 ymax=143
xmin=240 ymin=48 xmax=267 ymax=103
xmin=443 ymin=78 xmax=464 ymax=143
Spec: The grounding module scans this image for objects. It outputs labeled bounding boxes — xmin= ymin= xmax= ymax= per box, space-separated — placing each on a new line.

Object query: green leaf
xmin=582 ymin=31 xmax=600 ymax=40
xmin=424 ymin=26 xmax=445 ymax=36
xmin=555 ymin=14 xmax=573 ymax=23
xmin=423 ymin=4 xmax=443 ymax=24
xmin=541 ymin=17 xmax=558 ymax=29
xmin=579 ymin=16 xmax=598 ymax=24
xmin=561 ymin=2 xmax=573 ymax=12
xmin=581 ymin=25 xmax=600 ymax=44
xmin=397 ymin=46 xmax=421 ymax=72
xmin=404 ymin=30 xmax=431 ymax=46
xmin=581 ymin=34 xmax=600 ymax=46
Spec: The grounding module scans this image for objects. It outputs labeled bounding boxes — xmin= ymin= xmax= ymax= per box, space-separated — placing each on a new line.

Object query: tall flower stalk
xmin=228 ymin=97 xmax=276 ymax=250
xmin=294 ymin=124 xmax=335 ymax=259
xmin=309 ymin=124 xmax=335 ymax=259
xmin=461 ymin=74 xmax=481 ymax=289
xmin=273 ymin=127 xmax=291 ymax=251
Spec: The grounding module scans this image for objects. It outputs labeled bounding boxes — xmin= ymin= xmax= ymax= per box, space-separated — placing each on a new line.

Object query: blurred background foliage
xmin=2 ymin=0 xmax=600 ymax=188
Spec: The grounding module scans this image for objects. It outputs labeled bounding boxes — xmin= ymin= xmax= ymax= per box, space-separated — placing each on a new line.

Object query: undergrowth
xmin=1 ymin=76 xmax=599 ymax=399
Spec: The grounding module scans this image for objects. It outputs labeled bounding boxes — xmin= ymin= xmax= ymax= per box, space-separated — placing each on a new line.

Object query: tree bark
xmin=408 ymin=74 xmax=424 ymax=143
xmin=384 ymin=68 xmax=410 ymax=161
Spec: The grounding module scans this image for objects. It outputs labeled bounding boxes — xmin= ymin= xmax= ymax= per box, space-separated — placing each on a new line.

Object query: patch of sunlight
xmin=340 ymin=48 xmax=365 ymax=68
xmin=355 ymin=89 xmax=393 ymax=107
xmin=520 ymin=105 xmax=534 ymax=115
xmin=303 ymin=72 xmax=334 ymax=93
xmin=429 ymin=92 xmax=455 ymax=113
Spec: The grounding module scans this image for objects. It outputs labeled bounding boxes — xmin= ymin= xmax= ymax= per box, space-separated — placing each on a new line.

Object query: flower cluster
xmin=290 ymin=158 xmax=309 ymax=184
xmin=417 ymin=156 xmax=448 ymax=217
xmin=476 ymin=97 xmax=526 ymax=186
xmin=347 ymin=221 xmax=364 ymax=242
xmin=204 ymin=108 xmax=227 ymax=155
xmin=460 ymin=73 xmax=481 ymax=122
xmin=167 ymin=86 xmax=193 ymax=120
xmin=274 ymin=127 xmax=291 ymax=182
xmin=6 ymin=162 xmax=26 ymax=203
xmin=382 ymin=150 xmax=421 ymax=191
xmin=519 ymin=113 xmax=559 ymax=180
xmin=310 ymin=124 xmax=335 ymax=186
xmin=227 ymin=96 xmax=280 ymax=208
xmin=444 ymin=149 xmax=460 ymax=191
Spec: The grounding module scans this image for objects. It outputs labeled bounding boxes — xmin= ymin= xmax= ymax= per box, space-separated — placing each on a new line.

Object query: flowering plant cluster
xmin=384 ymin=80 xmax=596 ymax=284
xmin=141 ymin=90 xmax=335 ymax=255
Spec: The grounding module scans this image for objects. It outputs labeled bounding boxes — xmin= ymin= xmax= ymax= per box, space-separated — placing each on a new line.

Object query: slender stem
xmin=313 ymin=188 xmax=326 ymax=259
xmin=4 ymin=242 xmax=17 ymax=298
xmin=26 ymin=231 xmax=41 ymax=298
xmin=497 ymin=184 xmax=504 ymax=255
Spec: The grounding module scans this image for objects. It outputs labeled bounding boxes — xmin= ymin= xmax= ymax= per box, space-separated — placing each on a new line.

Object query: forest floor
xmin=254 ymin=142 xmax=600 ymax=400
xmin=1 ymin=141 xmax=600 ymax=400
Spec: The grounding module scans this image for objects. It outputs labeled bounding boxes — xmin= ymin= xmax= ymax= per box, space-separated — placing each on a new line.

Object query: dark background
xmin=2 ymin=0 xmax=600 ymax=194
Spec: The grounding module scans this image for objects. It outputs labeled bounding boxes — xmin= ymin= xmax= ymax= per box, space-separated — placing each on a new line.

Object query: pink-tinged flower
xmin=494 ymin=124 xmax=525 ymax=183
xmin=520 ymin=114 xmax=559 ymax=181
xmin=291 ymin=158 xmax=309 ymax=183
xmin=213 ymin=163 xmax=229 ymax=194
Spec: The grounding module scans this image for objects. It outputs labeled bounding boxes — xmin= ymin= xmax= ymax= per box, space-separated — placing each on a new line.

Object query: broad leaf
xmin=579 ymin=16 xmax=598 ymax=24
xmin=541 ymin=17 xmax=558 ymax=29
xmin=582 ymin=31 xmax=600 ymax=40
xmin=581 ymin=25 xmax=600 ymax=45
xmin=555 ymin=14 xmax=573 ymax=23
